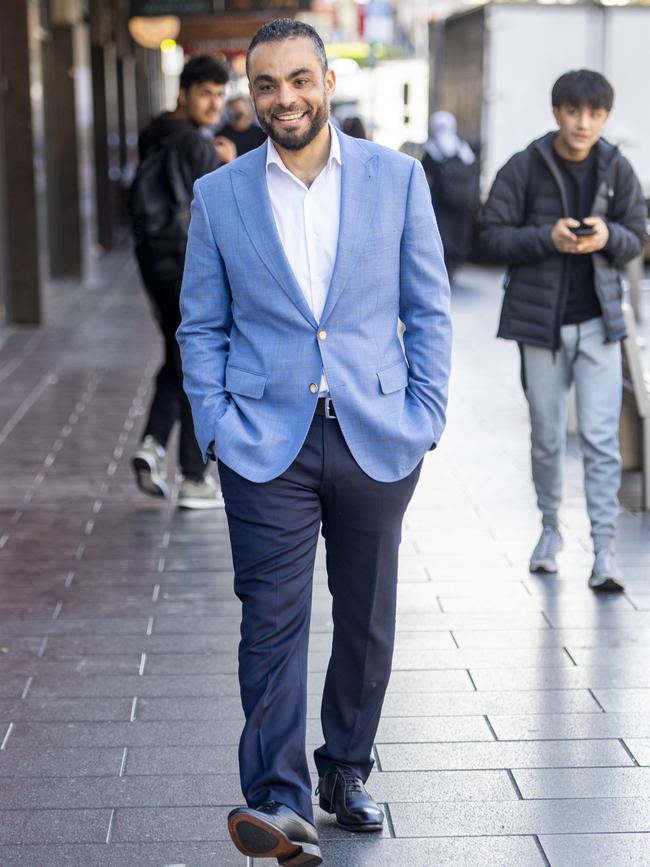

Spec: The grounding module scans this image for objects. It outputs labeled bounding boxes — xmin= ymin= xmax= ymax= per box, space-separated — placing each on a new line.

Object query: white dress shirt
xmin=266 ymin=123 xmax=341 ymax=396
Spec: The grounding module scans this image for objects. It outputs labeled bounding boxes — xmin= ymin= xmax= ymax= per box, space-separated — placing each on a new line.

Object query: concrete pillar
xmin=0 ymin=0 xmax=42 ymax=324
xmin=134 ymin=43 xmax=163 ymax=135
xmin=41 ymin=22 xmax=82 ymax=278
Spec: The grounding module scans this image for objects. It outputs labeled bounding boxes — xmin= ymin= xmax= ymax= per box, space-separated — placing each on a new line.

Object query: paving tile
xmin=394 ymin=612 xmax=551 ymax=631
xmin=152 ymin=616 xmax=250 ymax=636
xmin=437 ymin=595 xmax=546 ymax=613
xmin=567 ymin=646 xmax=650 ymax=667
xmin=2 ymin=774 xmax=244 ymax=809
xmin=311 ymin=836 xmax=545 ymax=866
xmin=388 ymin=797 xmax=650 ymax=837
xmin=488 ymin=712 xmax=650 ymax=741
xmin=365 ymin=769 xmax=515 ymax=802
xmin=469 ymin=666 xmax=650 ymax=691
xmin=623 ymin=739 xmax=650 ymax=765
xmin=453 ymin=626 xmax=650 ymax=649
xmin=126 ymin=746 xmax=240 ymax=776
xmin=376 ymin=739 xmax=633 ymax=771
xmin=373 ymin=715 xmax=493 ymax=743
xmin=0 ymin=617 xmax=149 ymax=637
xmin=8 ymin=720 xmax=246 ymax=748
xmin=0 ymin=808 xmax=111 ymax=843
xmin=538 ymin=833 xmax=650 ymax=867
xmin=142 ymin=653 xmax=239 ymax=675
xmin=451 ymin=629 xmax=567 ymax=648
xmin=592 ymin=689 xmax=650 ymax=713
xmin=543 ymin=610 xmax=650 ymax=629
xmin=390 ymin=647 xmax=573 ymax=670
xmin=555 ymin=627 xmax=650 ymax=648
xmin=0 ymin=747 xmax=125 ymax=778
xmin=0 ymin=698 xmax=133 ymax=722
xmin=512 ymin=766 xmax=650 ymax=799
xmin=0 ymin=676 xmax=30 ymax=698
xmin=28 ymin=674 xmax=244 ymax=699
xmin=0 ymin=636 xmax=43 ymax=654
xmin=387 ymin=670 xmax=475 ymax=692
xmin=10 ymin=655 xmax=141 ymax=676
xmin=135 ymin=697 xmax=244 ymax=721
xmin=0 ymin=843 xmax=246 ymax=867
xmin=379 ymin=689 xmax=597 ymax=717
xmin=45 ymin=633 xmax=242 ymax=655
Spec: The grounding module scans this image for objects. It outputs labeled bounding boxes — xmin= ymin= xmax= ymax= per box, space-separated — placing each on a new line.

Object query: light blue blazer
xmin=177 ymin=129 xmax=451 ymax=484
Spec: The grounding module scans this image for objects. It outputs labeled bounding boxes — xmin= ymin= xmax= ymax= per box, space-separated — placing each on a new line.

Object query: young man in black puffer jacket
xmin=481 ymin=69 xmax=646 ymax=591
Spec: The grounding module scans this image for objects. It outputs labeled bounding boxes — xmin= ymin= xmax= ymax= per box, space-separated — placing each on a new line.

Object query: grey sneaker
xmin=177 ymin=475 xmax=223 ymax=510
xmin=589 ymin=547 xmax=625 ymax=593
xmin=529 ymin=527 xmax=563 ymax=573
xmin=132 ymin=436 xmax=169 ymax=498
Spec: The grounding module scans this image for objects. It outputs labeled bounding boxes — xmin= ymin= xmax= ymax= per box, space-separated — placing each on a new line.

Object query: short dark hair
xmin=246 ymin=18 xmax=328 ymax=77
xmin=551 ymin=69 xmax=614 ymax=112
xmin=180 ymin=55 xmax=228 ymax=91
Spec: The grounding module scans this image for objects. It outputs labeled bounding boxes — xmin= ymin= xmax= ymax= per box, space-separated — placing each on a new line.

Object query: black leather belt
xmin=315 ymin=397 xmax=337 ymax=418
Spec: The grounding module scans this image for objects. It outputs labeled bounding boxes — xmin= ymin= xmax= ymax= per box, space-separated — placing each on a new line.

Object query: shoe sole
xmin=589 ymin=576 xmax=625 ymax=593
xmin=132 ymin=455 xmax=169 ymax=498
xmin=228 ymin=813 xmax=322 ymax=865
xmin=529 ymin=559 xmax=558 ymax=574
xmin=318 ymin=797 xmax=384 ymax=833
xmin=177 ymin=497 xmax=223 ymax=510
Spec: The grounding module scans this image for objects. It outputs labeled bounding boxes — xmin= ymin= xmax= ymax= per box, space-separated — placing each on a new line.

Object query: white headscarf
xmin=424 ymin=111 xmax=475 ymax=166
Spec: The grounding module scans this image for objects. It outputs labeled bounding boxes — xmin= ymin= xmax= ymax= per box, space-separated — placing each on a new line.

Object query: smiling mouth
xmin=273 ymin=111 xmax=308 ymax=124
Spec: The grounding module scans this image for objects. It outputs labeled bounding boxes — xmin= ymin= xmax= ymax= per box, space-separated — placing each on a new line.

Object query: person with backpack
xmin=421 ymin=111 xmax=478 ymax=279
xmin=130 ymin=55 xmax=235 ymax=509
xmin=480 ymin=69 xmax=646 ymax=590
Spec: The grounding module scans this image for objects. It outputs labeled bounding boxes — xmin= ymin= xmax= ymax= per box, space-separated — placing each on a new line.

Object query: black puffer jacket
xmin=480 ymin=132 xmax=646 ymax=349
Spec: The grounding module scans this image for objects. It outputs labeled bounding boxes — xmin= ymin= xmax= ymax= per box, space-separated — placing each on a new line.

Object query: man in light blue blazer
xmin=177 ymin=19 xmax=451 ymax=867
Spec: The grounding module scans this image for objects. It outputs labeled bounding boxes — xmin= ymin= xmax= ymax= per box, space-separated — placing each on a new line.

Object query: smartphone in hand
xmin=574 ymin=222 xmax=596 ymax=237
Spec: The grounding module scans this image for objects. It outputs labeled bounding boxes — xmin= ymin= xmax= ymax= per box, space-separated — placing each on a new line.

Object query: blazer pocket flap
xmin=225 ymin=366 xmax=267 ymax=399
xmin=377 ymin=360 xmax=409 ymax=395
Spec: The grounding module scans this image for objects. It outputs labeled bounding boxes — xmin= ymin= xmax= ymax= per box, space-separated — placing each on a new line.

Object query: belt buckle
xmin=323 ymin=397 xmax=335 ymax=419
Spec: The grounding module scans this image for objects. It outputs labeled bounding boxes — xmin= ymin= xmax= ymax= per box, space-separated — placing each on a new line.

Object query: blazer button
xmin=318 ymin=329 xmax=327 ymax=341
xmin=309 ymin=383 xmax=318 ymax=394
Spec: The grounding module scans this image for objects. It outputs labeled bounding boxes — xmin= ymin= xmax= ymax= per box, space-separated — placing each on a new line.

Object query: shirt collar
xmin=266 ymin=121 xmax=342 ymax=177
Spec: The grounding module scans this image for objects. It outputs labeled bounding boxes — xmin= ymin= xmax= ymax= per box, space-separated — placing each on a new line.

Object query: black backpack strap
xmin=165 ymin=146 xmax=192 ymax=208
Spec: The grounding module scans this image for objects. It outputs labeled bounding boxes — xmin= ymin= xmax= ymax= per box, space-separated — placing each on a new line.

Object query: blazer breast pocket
xmin=225 ymin=366 xmax=267 ymax=400
xmin=377 ymin=360 xmax=409 ymax=394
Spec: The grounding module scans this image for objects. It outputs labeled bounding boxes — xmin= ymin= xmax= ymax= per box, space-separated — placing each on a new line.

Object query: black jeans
xmin=136 ymin=248 xmax=204 ymax=482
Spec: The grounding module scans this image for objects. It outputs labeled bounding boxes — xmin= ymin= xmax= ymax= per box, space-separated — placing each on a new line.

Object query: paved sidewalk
xmin=1 ymin=258 xmax=649 ymax=866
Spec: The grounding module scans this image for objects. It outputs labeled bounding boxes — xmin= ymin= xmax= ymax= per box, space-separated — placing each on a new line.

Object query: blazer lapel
xmin=230 ymin=145 xmax=318 ymax=328
xmin=320 ymin=132 xmax=379 ymax=325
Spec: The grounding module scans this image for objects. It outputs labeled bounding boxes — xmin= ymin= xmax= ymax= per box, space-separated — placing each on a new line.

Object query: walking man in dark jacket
xmin=131 ymin=55 xmax=235 ymax=509
xmin=481 ymin=69 xmax=646 ymax=591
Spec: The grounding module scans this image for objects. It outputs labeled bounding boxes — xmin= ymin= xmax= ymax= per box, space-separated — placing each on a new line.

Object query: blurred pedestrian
xmin=481 ymin=69 xmax=646 ymax=591
xmin=218 ymin=95 xmax=267 ymax=155
xmin=421 ymin=110 xmax=478 ymax=279
xmin=341 ymin=115 xmax=367 ymax=139
xmin=130 ymin=55 xmax=236 ymax=509
xmin=177 ymin=18 xmax=451 ymax=866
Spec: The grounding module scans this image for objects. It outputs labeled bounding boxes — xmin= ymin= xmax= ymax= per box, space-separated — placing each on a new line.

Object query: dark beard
xmin=257 ymin=100 xmax=329 ymax=152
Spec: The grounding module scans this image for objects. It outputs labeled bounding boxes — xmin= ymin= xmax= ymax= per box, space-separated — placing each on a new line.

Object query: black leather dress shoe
xmin=317 ymin=767 xmax=384 ymax=832
xmin=227 ymin=801 xmax=322 ymax=866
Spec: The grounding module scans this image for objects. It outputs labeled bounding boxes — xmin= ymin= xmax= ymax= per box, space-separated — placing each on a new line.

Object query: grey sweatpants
xmin=521 ymin=316 xmax=622 ymax=552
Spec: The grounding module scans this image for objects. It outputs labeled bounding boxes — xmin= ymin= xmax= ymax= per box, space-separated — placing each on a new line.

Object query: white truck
xmin=430 ymin=3 xmax=650 ymax=199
